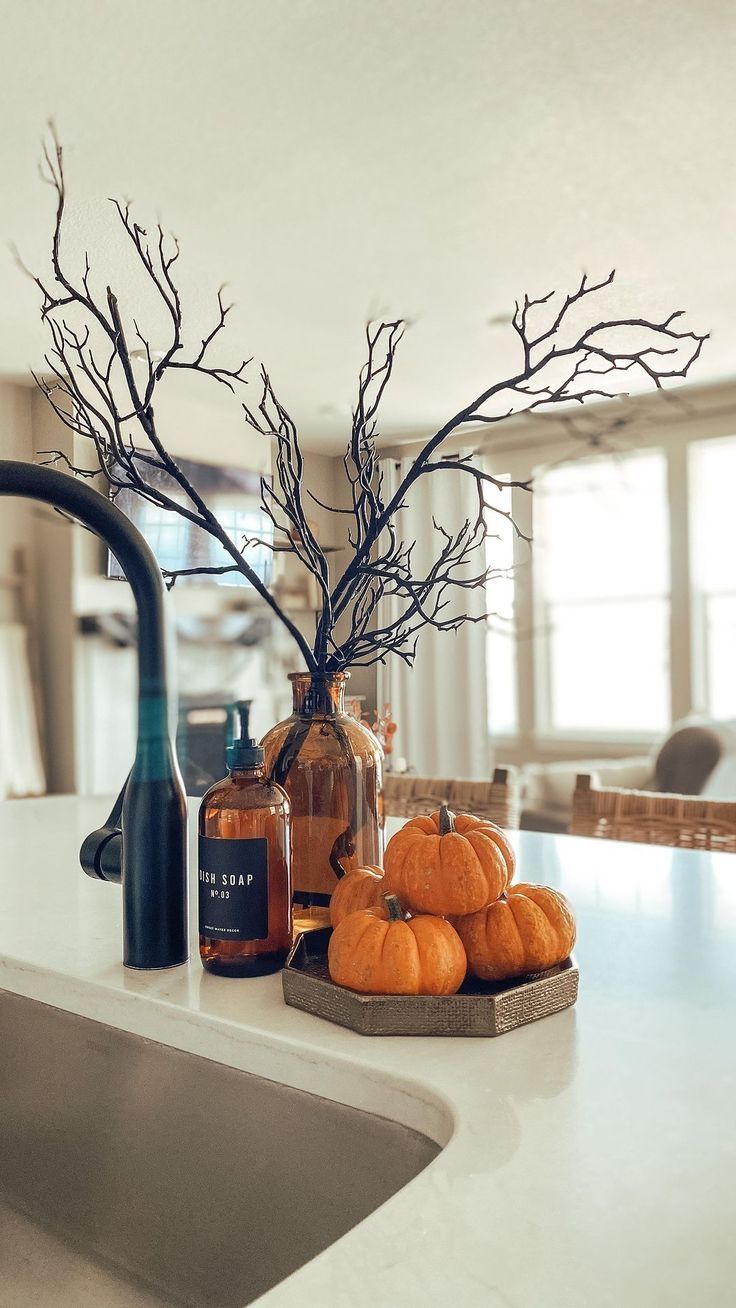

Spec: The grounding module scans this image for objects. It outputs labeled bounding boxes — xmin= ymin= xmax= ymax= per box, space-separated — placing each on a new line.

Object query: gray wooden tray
xmin=282 ymin=927 xmax=578 ymax=1037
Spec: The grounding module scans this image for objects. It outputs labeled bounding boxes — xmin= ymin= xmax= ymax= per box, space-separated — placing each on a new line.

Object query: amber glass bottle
xmin=199 ymin=702 xmax=292 ymax=977
xmin=261 ymin=672 xmax=384 ymax=910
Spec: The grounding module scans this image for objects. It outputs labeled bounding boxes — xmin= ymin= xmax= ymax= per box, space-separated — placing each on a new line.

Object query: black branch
xmin=22 ymin=128 xmax=708 ymax=676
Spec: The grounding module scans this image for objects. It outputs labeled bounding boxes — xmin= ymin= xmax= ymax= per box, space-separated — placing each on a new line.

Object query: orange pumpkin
xmin=454 ymin=883 xmax=576 ymax=982
xmin=383 ymin=805 xmax=515 ymax=916
xmin=328 ymin=894 xmax=467 ymax=996
xmin=329 ymin=865 xmax=385 ymax=927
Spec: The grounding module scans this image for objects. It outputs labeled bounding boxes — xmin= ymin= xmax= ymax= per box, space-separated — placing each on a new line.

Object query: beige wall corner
xmin=29 ymin=388 xmax=76 ymax=793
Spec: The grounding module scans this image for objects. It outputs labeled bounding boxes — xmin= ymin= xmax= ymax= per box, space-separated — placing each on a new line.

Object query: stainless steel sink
xmin=0 ymin=991 xmax=440 ymax=1307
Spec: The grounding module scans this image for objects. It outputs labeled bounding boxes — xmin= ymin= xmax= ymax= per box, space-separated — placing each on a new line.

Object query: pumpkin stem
xmin=439 ymin=804 xmax=456 ymax=836
xmin=383 ymin=893 xmax=406 ymax=922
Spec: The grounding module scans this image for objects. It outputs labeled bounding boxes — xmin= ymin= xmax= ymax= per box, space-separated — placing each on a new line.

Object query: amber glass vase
xmin=262 ymin=672 xmax=384 ymax=909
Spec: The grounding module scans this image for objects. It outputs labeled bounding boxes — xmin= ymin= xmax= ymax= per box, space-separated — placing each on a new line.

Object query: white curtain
xmin=0 ymin=624 xmax=46 ymax=799
xmin=375 ymin=456 xmax=491 ymax=779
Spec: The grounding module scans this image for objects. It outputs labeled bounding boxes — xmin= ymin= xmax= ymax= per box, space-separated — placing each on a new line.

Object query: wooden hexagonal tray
xmin=282 ymin=927 xmax=578 ymax=1037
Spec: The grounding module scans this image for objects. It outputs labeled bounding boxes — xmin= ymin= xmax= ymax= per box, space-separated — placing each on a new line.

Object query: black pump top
xmin=227 ymin=700 xmax=264 ymax=770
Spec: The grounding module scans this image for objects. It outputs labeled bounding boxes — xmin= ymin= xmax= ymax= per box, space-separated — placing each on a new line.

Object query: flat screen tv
xmin=108 ymin=456 xmax=273 ymax=587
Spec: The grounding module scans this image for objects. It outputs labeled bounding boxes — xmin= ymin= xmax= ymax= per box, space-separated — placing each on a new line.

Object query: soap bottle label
xmin=198 ymin=836 xmax=269 ymax=941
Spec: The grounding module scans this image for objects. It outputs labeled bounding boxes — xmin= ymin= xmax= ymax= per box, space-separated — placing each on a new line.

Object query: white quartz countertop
xmin=2 ymin=795 xmax=736 ymax=1308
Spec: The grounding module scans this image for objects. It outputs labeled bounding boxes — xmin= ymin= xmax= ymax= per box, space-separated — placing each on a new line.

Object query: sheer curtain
xmin=375 ymin=456 xmax=491 ymax=779
xmin=0 ymin=624 xmax=46 ymax=799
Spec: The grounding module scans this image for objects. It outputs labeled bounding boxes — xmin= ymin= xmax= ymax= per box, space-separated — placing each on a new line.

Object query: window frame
xmin=687 ymin=433 xmax=736 ymax=720
xmin=530 ymin=447 xmax=672 ymax=739
xmin=478 ymin=393 xmax=736 ymax=756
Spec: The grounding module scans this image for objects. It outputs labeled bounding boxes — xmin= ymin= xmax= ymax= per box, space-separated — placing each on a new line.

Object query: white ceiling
xmin=0 ymin=0 xmax=734 ymax=454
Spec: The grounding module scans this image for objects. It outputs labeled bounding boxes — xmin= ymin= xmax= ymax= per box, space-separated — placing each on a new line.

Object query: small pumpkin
xmin=328 ymin=894 xmax=467 ymax=996
xmin=383 ymin=805 xmax=515 ymax=917
xmin=329 ymin=864 xmax=385 ymax=927
xmin=454 ymin=883 xmax=576 ymax=982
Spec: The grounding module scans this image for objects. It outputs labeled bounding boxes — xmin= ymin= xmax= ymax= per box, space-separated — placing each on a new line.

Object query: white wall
xmin=0 ymin=383 xmax=34 ymax=624
xmin=30 ymin=390 xmax=76 ymax=792
xmin=153 ymin=374 xmax=270 ymax=474
xmin=0 ymin=383 xmax=46 ymax=798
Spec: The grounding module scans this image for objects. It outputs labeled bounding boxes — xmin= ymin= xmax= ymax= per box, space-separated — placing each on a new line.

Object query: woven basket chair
xmin=570 ymin=773 xmax=736 ymax=853
xmin=383 ymin=767 xmax=521 ymax=830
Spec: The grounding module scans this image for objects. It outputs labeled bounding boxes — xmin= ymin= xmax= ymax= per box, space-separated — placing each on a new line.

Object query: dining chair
xmin=570 ymin=772 xmax=736 ymax=852
xmin=383 ymin=767 xmax=521 ymax=829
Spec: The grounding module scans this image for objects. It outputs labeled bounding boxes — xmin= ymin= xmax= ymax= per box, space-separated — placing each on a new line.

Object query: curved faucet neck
xmin=0 ymin=459 xmax=169 ymax=733
xmin=0 ymin=459 xmax=188 ymax=970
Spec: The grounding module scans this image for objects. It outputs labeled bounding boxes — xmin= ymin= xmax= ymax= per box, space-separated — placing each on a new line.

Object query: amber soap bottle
xmin=198 ymin=702 xmax=292 ymax=977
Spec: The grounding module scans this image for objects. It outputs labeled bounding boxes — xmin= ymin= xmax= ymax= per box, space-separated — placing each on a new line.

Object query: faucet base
xmin=123 ymin=958 xmax=190 ymax=971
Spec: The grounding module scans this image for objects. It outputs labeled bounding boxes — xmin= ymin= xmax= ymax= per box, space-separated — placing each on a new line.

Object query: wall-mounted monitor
xmin=108 ymin=456 xmax=273 ymax=587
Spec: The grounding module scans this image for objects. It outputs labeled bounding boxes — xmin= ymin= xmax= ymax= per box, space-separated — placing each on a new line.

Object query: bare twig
xmin=24 ymin=129 xmax=708 ymax=676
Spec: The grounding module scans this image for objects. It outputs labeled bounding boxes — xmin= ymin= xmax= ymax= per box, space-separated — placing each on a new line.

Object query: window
xmin=690 ymin=436 xmax=736 ymax=718
xmin=534 ymin=450 xmax=670 ymax=734
xmin=134 ymin=499 xmax=191 ymax=574
xmin=485 ymin=476 xmax=517 ymax=735
xmin=207 ymin=497 xmax=273 ymax=588
xmin=109 ymin=455 xmax=273 ymax=587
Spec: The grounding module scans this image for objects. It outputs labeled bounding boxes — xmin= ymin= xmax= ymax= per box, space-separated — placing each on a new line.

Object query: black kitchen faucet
xmin=0 ymin=459 xmax=188 ymax=969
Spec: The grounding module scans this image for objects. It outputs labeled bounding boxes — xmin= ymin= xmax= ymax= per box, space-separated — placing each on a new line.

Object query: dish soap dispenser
xmin=199 ymin=701 xmax=292 ymax=976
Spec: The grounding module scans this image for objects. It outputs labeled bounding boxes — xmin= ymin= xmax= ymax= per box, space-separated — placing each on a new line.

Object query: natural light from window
xmin=208 ymin=498 xmax=273 ymax=587
xmin=136 ymin=498 xmax=191 ymax=575
xmin=535 ymin=449 xmax=670 ymax=734
xmin=689 ymin=436 xmax=736 ymax=719
xmin=484 ymin=475 xmax=517 ymax=735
